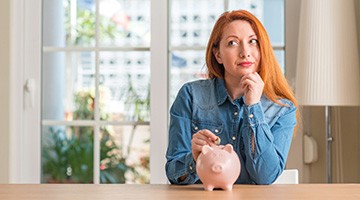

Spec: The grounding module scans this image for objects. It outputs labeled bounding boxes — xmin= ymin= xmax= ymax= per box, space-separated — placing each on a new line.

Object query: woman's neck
xmin=224 ymin=77 xmax=244 ymax=101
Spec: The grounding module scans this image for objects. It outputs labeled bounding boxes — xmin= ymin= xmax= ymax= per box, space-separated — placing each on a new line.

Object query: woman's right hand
xmin=191 ymin=129 xmax=218 ymax=162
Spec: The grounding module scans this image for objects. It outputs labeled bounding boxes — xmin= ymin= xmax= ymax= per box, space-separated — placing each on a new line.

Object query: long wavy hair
xmin=206 ymin=10 xmax=299 ymax=128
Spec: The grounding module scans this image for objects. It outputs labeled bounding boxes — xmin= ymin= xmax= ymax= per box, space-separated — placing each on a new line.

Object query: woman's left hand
xmin=240 ymin=72 xmax=264 ymax=105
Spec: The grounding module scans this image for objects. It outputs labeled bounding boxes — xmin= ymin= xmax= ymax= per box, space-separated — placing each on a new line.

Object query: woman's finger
xmin=194 ymin=129 xmax=217 ymax=143
xmin=191 ymin=136 xmax=208 ymax=146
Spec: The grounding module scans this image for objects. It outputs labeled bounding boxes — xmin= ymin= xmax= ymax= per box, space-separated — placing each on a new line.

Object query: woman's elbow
xmin=252 ymin=174 xmax=279 ymax=185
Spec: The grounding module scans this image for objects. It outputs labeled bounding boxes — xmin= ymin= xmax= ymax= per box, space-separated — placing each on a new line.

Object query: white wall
xmin=0 ymin=0 xmax=10 ymax=183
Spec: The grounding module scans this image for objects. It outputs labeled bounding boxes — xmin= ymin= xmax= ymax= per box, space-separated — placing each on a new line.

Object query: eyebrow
xmin=225 ymin=34 xmax=257 ymax=40
xmin=225 ymin=35 xmax=238 ymax=39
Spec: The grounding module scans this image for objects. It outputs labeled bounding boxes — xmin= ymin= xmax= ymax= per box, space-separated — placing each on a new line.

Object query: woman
xmin=165 ymin=10 xmax=298 ymax=185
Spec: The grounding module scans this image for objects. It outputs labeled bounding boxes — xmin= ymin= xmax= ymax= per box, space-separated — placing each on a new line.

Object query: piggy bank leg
xmin=203 ymin=184 xmax=214 ymax=191
xmin=223 ymin=185 xmax=233 ymax=191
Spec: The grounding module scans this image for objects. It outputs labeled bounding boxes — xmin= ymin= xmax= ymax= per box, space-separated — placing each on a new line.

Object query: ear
xmin=212 ymin=47 xmax=223 ymax=64
xmin=223 ymin=144 xmax=233 ymax=153
xmin=202 ymin=145 xmax=213 ymax=155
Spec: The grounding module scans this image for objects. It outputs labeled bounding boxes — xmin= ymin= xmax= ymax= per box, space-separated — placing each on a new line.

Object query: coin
xmin=215 ymin=137 xmax=221 ymax=145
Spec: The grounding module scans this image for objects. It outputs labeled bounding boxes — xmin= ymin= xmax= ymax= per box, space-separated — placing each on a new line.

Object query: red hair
xmin=206 ymin=10 xmax=299 ymax=129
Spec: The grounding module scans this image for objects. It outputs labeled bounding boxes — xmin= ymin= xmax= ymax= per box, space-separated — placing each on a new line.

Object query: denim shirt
xmin=165 ymin=78 xmax=297 ymax=185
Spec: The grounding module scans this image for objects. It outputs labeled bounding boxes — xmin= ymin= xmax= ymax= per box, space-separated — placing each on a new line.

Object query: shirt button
xmin=234 ymin=112 xmax=238 ymax=116
xmin=194 ymin=126 xmax=198 ymax=130
xmin=249 ymin=114 xmax=254 ymax=118
xmin=232 ymin=136 xmax=236 ymax=141
xmin=214 ymin=129 xmax=219 ymax=133
xmin=189 ymin=165 xmax=193 ymax=170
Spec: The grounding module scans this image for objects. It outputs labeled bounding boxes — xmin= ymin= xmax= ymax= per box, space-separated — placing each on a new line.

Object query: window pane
xmin=43 ymin=0 xmax=97 ymax=47
xmin=42 ymin=52 xmax=96 ymax=121
xmin=41 ymin=125 xmax=151 ymax=184
xmin=99 ymin=0 xmax=150 ymax=46
xmin=228 ymin=0 xmax=264 ymax=18
xmin=170 ymin=50 xmax=207 ymax=104
xmin=42 ymin=125 xmax=94 ymax=183
xmin=43 ymin=0 xmax=152 ymax=47
xmin=228 ymin=0 xmax=284 ymax=45
xmin=100 ymin=125 xmax=150 ymax=183
xmin=170 ymin=0 xmax=224 ymax=47
xmin=99 ymin=51 xmax=150 ymax=122
xmin=42 ymin=0 xmax=67 ymax=47
xmin=263 ymin=0 xmax=284 ymax=45
xmin=274 ymin=50 xmax=285 ymax=73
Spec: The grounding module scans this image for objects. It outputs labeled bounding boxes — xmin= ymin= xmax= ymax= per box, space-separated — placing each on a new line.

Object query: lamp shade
xmin=296 ymin=0 xmax=360 ymax=106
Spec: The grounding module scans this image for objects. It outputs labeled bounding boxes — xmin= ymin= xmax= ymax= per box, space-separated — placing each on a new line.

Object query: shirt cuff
xmin=176 ymin=153 xmax=198 ymax=184
xmin=244 ymin=102 xmax=266 ymax=126
xmin=185 ymin=153 xmax=197 ymax=174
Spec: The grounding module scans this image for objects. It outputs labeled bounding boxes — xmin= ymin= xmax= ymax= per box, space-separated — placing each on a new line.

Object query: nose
xmin=211 ymin=164 xmax=223 ymax=174
xmin=239 ymin=44 xmax=250 ymax=58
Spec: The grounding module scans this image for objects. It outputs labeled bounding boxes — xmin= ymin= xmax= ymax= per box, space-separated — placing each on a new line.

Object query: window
xmin=41 ymin=0 xmax=150 ymax=184
xmin=29 ymin=0 xmax=284 ymax=184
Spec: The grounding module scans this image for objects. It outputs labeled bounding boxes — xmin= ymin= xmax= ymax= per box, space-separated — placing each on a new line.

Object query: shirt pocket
xmin=191 ymin=120 xmax=224 ymax=136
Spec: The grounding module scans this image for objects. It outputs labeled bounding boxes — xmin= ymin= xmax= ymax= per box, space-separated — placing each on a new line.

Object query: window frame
xmin=10 ymin=0 xmax=41 ymax=183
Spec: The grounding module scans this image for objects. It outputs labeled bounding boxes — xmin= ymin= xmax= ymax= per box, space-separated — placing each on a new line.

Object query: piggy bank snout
xmin=196 ymin=144 xmax=241 ymax=191
xmin=211 ymin=164 xmax=223 ymax=173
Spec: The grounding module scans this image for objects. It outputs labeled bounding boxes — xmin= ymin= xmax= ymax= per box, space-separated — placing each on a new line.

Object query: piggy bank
xmin=196 ymin=144 xmax=241 ymax=191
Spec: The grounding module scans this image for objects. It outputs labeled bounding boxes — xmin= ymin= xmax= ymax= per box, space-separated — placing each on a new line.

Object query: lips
xmin=239 ymin=61 xmax=254 ymax=67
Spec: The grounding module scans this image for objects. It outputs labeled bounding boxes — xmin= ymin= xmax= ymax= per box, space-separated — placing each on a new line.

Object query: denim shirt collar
xmin=215 ymin=78 xmax=245 ymax=106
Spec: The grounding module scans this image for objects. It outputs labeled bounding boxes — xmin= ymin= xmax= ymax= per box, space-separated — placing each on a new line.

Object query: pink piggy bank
xmin=196 ymin=144 xmax=241 ymax=191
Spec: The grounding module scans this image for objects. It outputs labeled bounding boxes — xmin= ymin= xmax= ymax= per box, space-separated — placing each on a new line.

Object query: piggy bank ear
xmin=202 ymin=145 xmax=213 ymax=155
xmin=223 ymin=144 xmax=233 ymax=153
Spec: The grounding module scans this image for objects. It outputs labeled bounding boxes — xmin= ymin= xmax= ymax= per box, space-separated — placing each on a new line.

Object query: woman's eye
xmin=228 ymin=41 xmax=238 ymax=46
xmin=250 ymin=39 xmax=258 ymax=45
